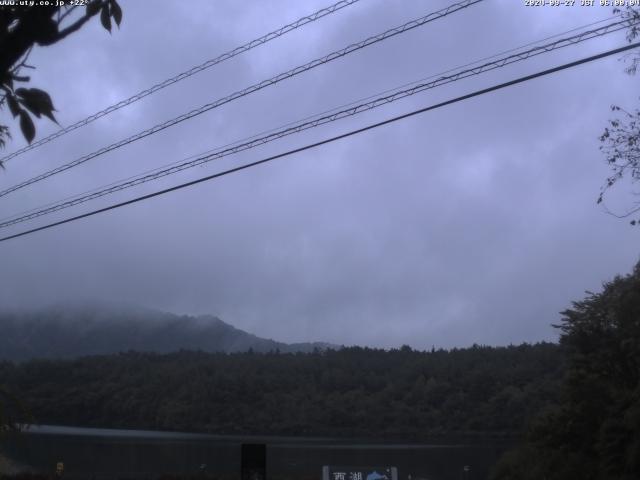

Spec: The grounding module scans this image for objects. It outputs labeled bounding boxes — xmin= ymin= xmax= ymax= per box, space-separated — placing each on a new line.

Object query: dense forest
xmin=0 ymin=343 xmax=562 ymax=440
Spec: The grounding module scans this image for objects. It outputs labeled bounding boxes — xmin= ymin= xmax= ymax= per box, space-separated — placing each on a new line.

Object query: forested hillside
xmin=0 ymin=343 xmax=562 ymax=439
xmin=0 ymin=303 xmax=332 ymax=361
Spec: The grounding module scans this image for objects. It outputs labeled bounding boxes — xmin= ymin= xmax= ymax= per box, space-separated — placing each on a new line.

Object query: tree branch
xmin=56 ymin=6 xmax=79 ymax=26
xmin=46 ymin=11 xmax=94 ymax=44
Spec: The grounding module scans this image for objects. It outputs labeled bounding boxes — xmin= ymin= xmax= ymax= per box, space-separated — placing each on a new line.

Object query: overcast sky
xmin=0 ymin=0 xmax=638 ymax=349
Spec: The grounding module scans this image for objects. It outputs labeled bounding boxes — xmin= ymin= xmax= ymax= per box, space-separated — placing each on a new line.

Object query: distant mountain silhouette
xmin=0 ymin=302 xmax=336 ymax=361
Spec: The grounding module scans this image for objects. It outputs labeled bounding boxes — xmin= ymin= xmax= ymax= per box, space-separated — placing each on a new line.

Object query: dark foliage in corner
xmin=0 ymin=0 xmax=122 ymax=158
xmin=492 ymin=261 xmax=640 ymax=480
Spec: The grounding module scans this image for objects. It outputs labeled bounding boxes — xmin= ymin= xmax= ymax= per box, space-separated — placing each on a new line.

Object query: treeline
xmin=0 ymin=343 xmax=562 ymax=439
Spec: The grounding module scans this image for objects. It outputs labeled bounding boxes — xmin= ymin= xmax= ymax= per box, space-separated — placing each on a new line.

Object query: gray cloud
xmin=0 ymin=0 xmax=638 ymax=349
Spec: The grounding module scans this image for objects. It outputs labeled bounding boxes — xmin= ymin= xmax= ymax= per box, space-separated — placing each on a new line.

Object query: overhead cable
xmin=0 ymin=0 xmax=483 ymax=199
xmin=1 ymin=40 xmax=638 ymax=243
xmin=0 ymin=17 xmax=633 ymax=229
xmin=0 ymin=0 xmax=363 ymax=165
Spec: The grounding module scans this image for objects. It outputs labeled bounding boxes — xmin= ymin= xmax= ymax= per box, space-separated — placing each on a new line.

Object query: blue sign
xmin=322 ymin=466 xmax=398 ymax=480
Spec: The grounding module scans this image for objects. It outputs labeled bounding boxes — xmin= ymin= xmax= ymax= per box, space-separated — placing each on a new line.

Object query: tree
xmin=0 ymin=384 xmax=33 ymax=435
xmin=598 ymin=7 xmax=640 ymax=225
xmin=0 ymin=0 xmax=122 ymax=434
xmin=0 ymin=0 xmax=122 ymax=162
xmin=492 ymin=260 xmax=640 ymax=480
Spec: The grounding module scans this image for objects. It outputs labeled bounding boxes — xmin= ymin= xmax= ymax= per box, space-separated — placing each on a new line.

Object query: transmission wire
xmin=1 ymin=40 xmax=638 ymax=243
xmin=0 ymin=0 xmax=363 ymax=165
xmin=0 ymin=17 xmax=633 ymax=229
xmin=0 ymin=0 xmax=483 ymax=198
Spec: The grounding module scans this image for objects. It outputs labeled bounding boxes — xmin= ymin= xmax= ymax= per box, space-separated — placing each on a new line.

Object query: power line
xmin=5 ymin=13 xmax=619 ymax=225
xmin=2 ymin=41 xmax=638 ymax=244
xmin=0 ymin=0 xmax=483 ymax=199
xmin=0 ymin=17 xmax=631 ymax=227
xmin=0 ymin=0 xmax=362 ymax=165
xmin=3 ymin=12 xmax=619 ymax=194
xmin=0 ymin=17 xmax=634 ymax=229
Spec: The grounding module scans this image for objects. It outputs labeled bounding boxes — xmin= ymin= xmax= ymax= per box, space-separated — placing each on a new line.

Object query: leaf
xmin=15 ymin=88 xmax=57 ymax=123
xmin=0 ymin=125 xmax=11 ymax=155
xmin=34 ymin=17 xmax=60 ymax=46
xmin=19 ymin=110 xmax=35 ymax=144
xmin=41 ymin=109 xmax=57 ymax=123
xmin=6 ymin=94 xmax=21 ymax=118
xmin=18 ymin=99 xmax=41 ymax=118
xmin=86 ymin=0 xmax=102 ymax=16
xmin=101 ymin=4 xmax=112 ymax=32
xmin=110 ymin=0 xmax=122 ymax=27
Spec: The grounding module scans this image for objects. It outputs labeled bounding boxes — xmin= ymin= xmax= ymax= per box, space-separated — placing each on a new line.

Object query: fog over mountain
xmin=0 ymin=1 xmax=639 ymax=350
xmin=0 ymin=303 xmax=336 ymax=361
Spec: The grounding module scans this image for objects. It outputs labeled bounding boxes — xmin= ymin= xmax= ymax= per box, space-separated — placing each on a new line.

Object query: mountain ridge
xmin=0 ymin=302 xmax=337 ymax=361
